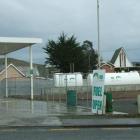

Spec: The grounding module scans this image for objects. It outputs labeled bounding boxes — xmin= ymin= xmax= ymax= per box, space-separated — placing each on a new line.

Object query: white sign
xmin=92 ymin=70 xmax=105 ymax=114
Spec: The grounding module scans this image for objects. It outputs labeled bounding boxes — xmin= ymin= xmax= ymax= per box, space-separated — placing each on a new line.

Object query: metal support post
xmin=29 ymin=46 xmax=34 ymax=100
xmin=5 ymin=55 xmax=8 ymax=97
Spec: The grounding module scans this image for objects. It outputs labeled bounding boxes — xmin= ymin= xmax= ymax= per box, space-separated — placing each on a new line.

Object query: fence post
xmin=137 ymin=95 xmax=140 ymax=114
xmin=86 ymin=91 xmax=89 ymax=107
xmin=40 ymin=88 xmax=42 ymax=100
xmin=52 ymin=88 xmax=54 ymax=104
xmin=46 ymin=88 xmax=49 ymax=102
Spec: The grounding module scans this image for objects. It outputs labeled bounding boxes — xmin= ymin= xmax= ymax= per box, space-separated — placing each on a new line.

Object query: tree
xmin=44 ymin=33 xmax=98 ymax=73
xmin=82 ymin=40 xmax=98 ymax=72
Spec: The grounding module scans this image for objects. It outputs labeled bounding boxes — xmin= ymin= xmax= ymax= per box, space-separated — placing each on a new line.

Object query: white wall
xmin=87 ymin=72 xmax=140 ymax=86
xmin=114 ymin=49 xmax=133 ymax=68
xmin=54 ymin=73 xmax=83 ymax=87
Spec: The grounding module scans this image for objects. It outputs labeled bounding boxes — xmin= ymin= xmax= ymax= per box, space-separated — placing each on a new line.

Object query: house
xmin=0 ymin=64 xmax=40 ymax=81
xmin=16 ymin=66 xmax=39 ymax=77
xmin=96 ymin=62 xmax=115 ymax=73
xmin=100 ymin=62 xmax=115 ymax=73
xmin=0 ymin=58 xmax=41 ymax=77
xmin=0 ymin=64 xmax=25 ymax=80
xmin=110 ymin=47 xmax=133 ymax=69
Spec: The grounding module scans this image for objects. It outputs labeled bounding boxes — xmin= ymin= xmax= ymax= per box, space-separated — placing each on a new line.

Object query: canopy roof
xmin=0 ymin=37 xmax=42 ymax=55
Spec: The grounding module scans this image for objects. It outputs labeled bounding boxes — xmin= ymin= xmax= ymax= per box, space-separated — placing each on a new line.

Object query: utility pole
xmin=97 ymin=0 xmax=101 ymax=69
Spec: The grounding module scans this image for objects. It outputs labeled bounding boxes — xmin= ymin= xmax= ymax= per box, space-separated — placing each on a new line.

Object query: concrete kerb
xmin=1 ymin=114 xmax=140 ymax=128
xmin=0 ymin=114 xmax=139 ymax=128
xmin=0 ymin=122 xmax=140 ymax=129
xmin=62 ymin=124 xmax=140 ymax=128
xmin=61 ymin=117 xmax=140 ymax=128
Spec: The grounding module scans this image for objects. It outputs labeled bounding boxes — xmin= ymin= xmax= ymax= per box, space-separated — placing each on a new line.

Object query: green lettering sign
xmin=93 ymin=100 xmax=102 ymax=110
xmin=93 ymin=86 xmax=102 ymax=96
xmin=92 ymin=70 xmax=105 ymax=114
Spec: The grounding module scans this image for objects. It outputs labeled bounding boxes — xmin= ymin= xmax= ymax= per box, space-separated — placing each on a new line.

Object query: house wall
xmin=0 ymin=66 xmax=24 ymax=81
xmin=101 ymin=65 xmax=114 ymax=73
xmin=114 ymin=55 xmax=120 ymax=67
xmin=114 ymin=49 xmax=133 ymax=68
xmin=125 ymin=56 xmax=133 ymax=67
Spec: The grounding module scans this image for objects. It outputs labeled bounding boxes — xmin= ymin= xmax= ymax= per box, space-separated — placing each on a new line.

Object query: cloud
xmin=0 ymin=0 xmax=140 ymax=63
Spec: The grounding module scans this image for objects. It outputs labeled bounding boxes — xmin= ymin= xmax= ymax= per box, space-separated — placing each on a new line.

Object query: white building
xmin=110 ymin=47 xmax=133 ymax=68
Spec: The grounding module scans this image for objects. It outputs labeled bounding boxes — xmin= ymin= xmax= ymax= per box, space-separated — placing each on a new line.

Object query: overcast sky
xmin=0 ymin=0 xmax=140 ymax=64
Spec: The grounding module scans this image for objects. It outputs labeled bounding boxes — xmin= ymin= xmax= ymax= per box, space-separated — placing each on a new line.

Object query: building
xmin=110 ymin=47 xmax=133 ymax=71
xmin=96 ymin=62 xmax=115 ymax=73
xmin=16 ymin=66 xmax=39 ymax=77
xmin=0 ymin=64 xmax=25 ymax=80
xmin=0 ymin=64 xmax=40 ymax=81
xmin=100 ymin=62 xmax=115 ymax=73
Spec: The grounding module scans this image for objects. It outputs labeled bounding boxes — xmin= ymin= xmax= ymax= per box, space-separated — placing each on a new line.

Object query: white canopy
xmin=0 ymin=37 xmax=42 ymax=55
xmin=0 ymin=37 xmax=43 ymax=100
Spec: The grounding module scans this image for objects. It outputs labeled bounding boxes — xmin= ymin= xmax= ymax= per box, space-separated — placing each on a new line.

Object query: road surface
xmin=0 ymin=127 xmax=140 ymax=140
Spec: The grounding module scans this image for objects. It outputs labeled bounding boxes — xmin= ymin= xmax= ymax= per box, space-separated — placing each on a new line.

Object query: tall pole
xmin=88 ymin=53 xmax=91 ymax=72
xmin=29 ymin=46 xmax=33 ymax=100
xmin=97 ymin=0 xmax=101 ymax=69
xmin=5 ymin=55 xmax=8 ymax=97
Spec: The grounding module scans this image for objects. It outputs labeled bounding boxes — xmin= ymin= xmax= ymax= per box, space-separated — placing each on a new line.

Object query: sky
xmin=0 ymin=0 xmax=140 ymax=64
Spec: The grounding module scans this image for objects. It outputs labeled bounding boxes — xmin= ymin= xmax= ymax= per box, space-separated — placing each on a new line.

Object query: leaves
xmin=44 ymin=33 xmax=98 ymax=73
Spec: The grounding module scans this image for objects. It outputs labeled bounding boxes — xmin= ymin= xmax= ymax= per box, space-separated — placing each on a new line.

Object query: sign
xmin=92 ymin=70 xmax=105 ymax=114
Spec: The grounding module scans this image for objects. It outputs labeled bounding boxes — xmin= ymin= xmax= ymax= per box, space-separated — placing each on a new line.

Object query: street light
xmin=97 ymin=0 xmax=101 ymax=69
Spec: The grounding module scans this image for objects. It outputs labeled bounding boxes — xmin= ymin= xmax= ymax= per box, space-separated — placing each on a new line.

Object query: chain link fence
xmin=0 ymin=75 xmax=92 ymax=108
xmin=0 ymin=73 xmax=140 ymax=112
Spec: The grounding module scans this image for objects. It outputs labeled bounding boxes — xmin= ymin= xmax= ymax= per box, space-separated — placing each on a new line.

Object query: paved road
xmin=0 ymin=127 xmax=140 ymax=140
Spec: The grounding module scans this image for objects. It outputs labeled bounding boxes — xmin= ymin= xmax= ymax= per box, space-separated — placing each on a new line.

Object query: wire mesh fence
xmin=0 ymin=73 xmax=140 ymax=110
xmin=0 ymin=76 xmax=92 ymax=108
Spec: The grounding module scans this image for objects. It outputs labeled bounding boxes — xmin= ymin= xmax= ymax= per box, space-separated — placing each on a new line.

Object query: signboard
xmin=92 ymin=70 xmax=105 ymax=114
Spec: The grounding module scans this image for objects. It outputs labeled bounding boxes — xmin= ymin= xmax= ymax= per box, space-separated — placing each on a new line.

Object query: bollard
xmin=104 ymin=92 xmax=113 ymax=113
xmin=67 ymin=90 xmax=77 ymax=106
xmin=103 ymin=94 xmax=106 ymax=114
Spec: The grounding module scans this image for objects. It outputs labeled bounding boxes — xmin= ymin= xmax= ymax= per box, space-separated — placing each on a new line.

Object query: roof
xmin=17 ymin=66 xmax=39 ymax=76
xmin=0 ymin=37 xmax=42 ymax=55
xmin=0 ymin=65 xmax=5 ymax=72
xmin=0 ymin=58 xmax=29 ymax=66
xmin=100 ymin=62 xmax=115 ymax=68
xmin=0 ymin=64 xmax=40 ymax=77
xmin=110 ymin=47 xmax=122 ymax=64
xmin=96 ymin=62 xmax=115 ymax=68
xmin=0 ymin=64 xmax=25 ymax=76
